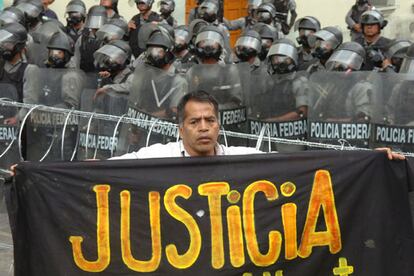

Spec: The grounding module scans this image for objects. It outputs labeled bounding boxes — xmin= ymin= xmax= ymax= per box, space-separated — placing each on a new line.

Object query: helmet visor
xmin=0 ymin=11 xmax=21 ymax=25
xmin=85 ymin=15 xmax=107 ymax=29
xmin=267 ymin=43 xmax=298 ymax=65
xmin=235 ymin=36 xmax=261 ymax=52
xmin=195 ymin=31 xmax=223 ymax=48
xmin=308 ymin=30 xmax=339 ymax=48
xmin=400 ymin=58 xmax=414 ymax=74
xmin=94 ymin=44 xmax=128 ymax=66
xmin=96 ymin=24 xmax=125 ymax=42
xmin=66 ymin=4 xmax=86 ymax=15
xmin=16 ymin=3 xmax=42 ymax=18
xmin=387 ymin=41 xmax=411 ymax=59
xmin=326 ymin=50 xmax=364 ymax=71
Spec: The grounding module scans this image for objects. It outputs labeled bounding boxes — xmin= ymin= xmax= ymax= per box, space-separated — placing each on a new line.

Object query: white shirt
xmin=110 ymin=141 xmax=262 ymax=160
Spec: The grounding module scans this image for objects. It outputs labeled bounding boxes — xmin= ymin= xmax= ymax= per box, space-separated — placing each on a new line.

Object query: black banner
xmin=6 ymin=151 xmax=414 ymax=275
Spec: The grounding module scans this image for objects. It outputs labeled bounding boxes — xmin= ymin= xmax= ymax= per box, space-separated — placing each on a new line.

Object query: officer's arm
xmin=345 ymin=9 xmax=356 ymax=28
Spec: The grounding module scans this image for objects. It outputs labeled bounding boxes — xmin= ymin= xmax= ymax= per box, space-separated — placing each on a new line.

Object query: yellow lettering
xmin=69 ymin=185 xmax=111 ymax=272
xmin=164 ymin=185 xmax=201 ymax=269
xmin=298 ymin=170 xmax=342 ymax=258
xmin=282 ymin=203 xmax=298 ymax=260
xmin=198 ymin=182 xmax=229 ymax=269
xmin=243 ymin=180 xmax=282 ymax=267
xmin=227 ymin=205 xmax=245 ymax=267
xmin=120 ymin=191 xmax=161 ymax=272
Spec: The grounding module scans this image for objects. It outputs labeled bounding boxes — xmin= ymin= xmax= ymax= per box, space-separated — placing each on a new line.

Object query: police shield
xmin=77 ymin=85 xmax=128 ymax=160
xmin=186 ymin=63 xmax=250 ymax=146
xmin=308 ymin=71 xmax=383 ymax=148
xmin=246 ymin=71 xmax=309 ymax=152
xmin=371 ymin=73 xmax=414 ymax=152
xmin=0 ymin=83 xmax=20 ymax=171
xmin=115 ymin=64 xmax=186 ymax=155
xmin=25 ymin=68 xmax=85 ymax=161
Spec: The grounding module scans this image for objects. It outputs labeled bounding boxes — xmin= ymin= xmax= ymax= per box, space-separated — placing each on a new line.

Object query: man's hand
xmin=375 ymin=147 xmax=406 ymax=160
xmin=353 ymin=23 xmax=362 ymax=33
xmin=4 ymin=116 xmax=18 ymax=125
xmin=9 ymin=164 xmax=18 ymax=177
xmin=98 ymin=71 xmax=111 ymax=78
xmin=128 ymin=20 xmax=136 ymax=30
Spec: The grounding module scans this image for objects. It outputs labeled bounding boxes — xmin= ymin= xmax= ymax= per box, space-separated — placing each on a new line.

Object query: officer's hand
xmin=353 ymin=24 xmax=362 ymax=33
xmin=94 ymin=87 xmax=108 ymax=100
xmin=9 ymin=164 xmax=18 ymax=177
xmin=98 ymin=71 xmax=111 ymax=78
xmin=4 ymin=116 xmax=18 ymax=125
xmin=128 ymin=20 xmax=137 ymax=29
xmin=375 ymin=147 xmax=406 ymax=160
xmin=382 ymin=58 xmax=392 ymax=69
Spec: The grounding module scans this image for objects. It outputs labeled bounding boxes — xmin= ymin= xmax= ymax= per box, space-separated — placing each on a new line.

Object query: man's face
xmin=179 ymin=100 xmax=220 ymax=156
xmin=364 ymin=24 xmax=380 ymax=37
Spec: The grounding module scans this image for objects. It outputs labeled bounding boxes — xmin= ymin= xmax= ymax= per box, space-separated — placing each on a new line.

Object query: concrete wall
xmin=3 ymin=0 xmax=414 ymax=40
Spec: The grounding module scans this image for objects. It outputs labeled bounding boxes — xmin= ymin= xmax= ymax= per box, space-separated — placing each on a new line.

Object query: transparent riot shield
xmin=25 ymin=68 xmax=85 ymax=161
xmin=308 ymin=71 xmax=384 ymax=148
xmin=371 ymin=73 xmax=414 ymax=153
xmin=0 ymin=84 xmax=20 ymax=171
xmin=186 ymin=63 xmax=250 ymax=146
xmin=115 ymin=64 xmax=187 ymax=155
xmin=77 ymin=86 xmax=128 ymax=160
xmin=246 ymin=71 xmax=310 ymax=152
xmin=0 ymin=176 xmax=13 ymax=276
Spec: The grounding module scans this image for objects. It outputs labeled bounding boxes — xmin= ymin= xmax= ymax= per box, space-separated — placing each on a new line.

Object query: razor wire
xmin=1 ymin=99 xmax=414 ymax=157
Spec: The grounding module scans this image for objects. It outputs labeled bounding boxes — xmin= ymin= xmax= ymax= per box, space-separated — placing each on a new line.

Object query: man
xmin=100 ymin=0 xmax=121 ymax=20
xmin=355 ymin=9 xmax=391 ymax=71
xmin=381 ymin=39 xmax=412 ymax=73
xmin=233 ymin=29 xmax=262 ymax=72
xmin=294 ymin=16 xmax=321 ymax=69
xmin=188 ymin=0 xmax=204 ymax=24
xmin=159 ymin=0 xmax=177 ymax=27
xmin=193 ymin=25 xmax=225 ymax=65
xmin=110 ymin=90 xmax=261 ymax=159
xmin=64 ymin=0 xmax=86 ymax=43
xmin=128 ymin=0 xmax=163 ymax=58
xmin=345 ymin=0 xmax=372 ymax=41
xmin=272 ymin=0 xmax=297 ymax=35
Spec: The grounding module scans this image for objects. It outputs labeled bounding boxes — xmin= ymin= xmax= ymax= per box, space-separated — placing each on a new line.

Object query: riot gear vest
xmin=80 ymin=32 xmax=102 ymax=72
xmin=129 ymin=12 xmax=163 ymax=58
xmin=0 ymin=59 xmax=28 ymax=102
xmin=65 ymin=26 xmax=82 ymax=43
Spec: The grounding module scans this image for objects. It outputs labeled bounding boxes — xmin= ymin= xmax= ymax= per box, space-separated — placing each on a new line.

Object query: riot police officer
xmin=253 ymin=22 xmax=279 ymax=61
xmin=188 ymin=0 xmax=204 ymax=23
xmin=96 ymin=18 xmax=128 ymax=45
xmin=172 ymin=25 xmax=197 ymax=73
xmin=294 ymin=16 xmax=321 ymax=69
xmin=345 ymin=0 xmax=372 ymax=41
xmin=64 ymin=0 xmax=86 ymax=43
xmin=266 ymin=38 xmax=308 ymax=120
xmin=144 ymin=30 xmax=176 ymax=71
xmin=0 ymin=6 xmax=26 ymax=27
xmin=306 ymin=26 xmax=343 ymax=73
xmin=94 ymin=40 xmax=133 ymax=99
xmin=74 ymin=5 xmax=108 ymax=72
xmin=128 ymin=0 xmax=163 ymax=58
xmin=272 ymin=0 xmax=297 ymax=35
xmin=355 ymin=9 xmax=391 ymax=71
xmin=45 ymin=31 xmax=75 ymax=69
xmin=234 ymin=29 xmax=262 ymax=72
xmin=0 ymin=23 xmax=39 ymax=125
xmin=225 ymin=0 xmax=262 ymax=31
xmin=15 ymin=0 xmax=44 ymax=33
xmin=382 ymin=39 xmax=412 ymax=73
xmin=194 ymin=25 xmax=225 ymax=65
xmin=159 ymin=0 xmax=177 ymax=27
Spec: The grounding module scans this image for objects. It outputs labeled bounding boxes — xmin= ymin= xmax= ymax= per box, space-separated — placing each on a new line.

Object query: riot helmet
xmin=386 ymin=39 xmax=411 ymax=72
xmin=198 ymin=0 xmax=219 ymax=23
xmin=188 ymin=19 xmax=208 ymax=46
xmin=194 ymin=25 xmax=224 ymax=61
xmin=16 ymin=0 xmax=43 ymax=28
xmin=65 ymin=0 xmax=86 ymax=26
xmin=46 ymin=31 xmax=75 ymax=68
xmin=159 ymin=0 xmax=175 ymax=16
xmin=248 ymin=0 xmax=263 ymax=17
xmin=326 ymin=42 xmax=366 ymax=72
xmin=399 ymin=44 xmax=414 ymax=74
xmin=309 ymin=26 xmax=343 ymax=61
xmin=0 ymin=22 xmax=28 ymax=61
xmin=360 ymin=9 xmax=387 ymax=29
xmin=0 ymin=7 xmax=26 ymax=27
xmin=295 ymin=16 xmax=321 ymax=47
xmin=135 ymin=0 xmax=154 ymax=12
xmin=84 ymin=5 xmax=107 ymax=30
xmin=267 ymin=38 xmax=298 ymax=74
xmin=96 ymin=18 xmax=128 ymax=44
xmin=145 ymin=30 xmax=174 ymax=68
xmin=94 ymin=39 xmax=131 ymax=73
xmin=256 ymin=3 xmax=276 ymax=25
xmin=235 ymin=29 xmax=261 ymax=62
xmin=31 ymin=19 xmax=64 ymax=43
xmin=253 ymin=22 xmax=279 ymax=61
xmin=174 ymin=25 xmax=189 ymax=53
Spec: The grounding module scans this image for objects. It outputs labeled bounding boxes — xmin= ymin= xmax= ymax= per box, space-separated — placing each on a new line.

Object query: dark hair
xmin=177 ymin=90 xmax=219 ymax=125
